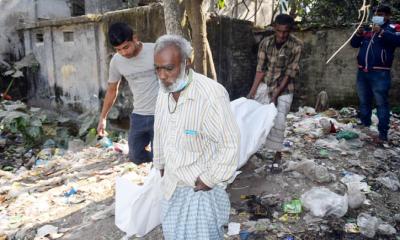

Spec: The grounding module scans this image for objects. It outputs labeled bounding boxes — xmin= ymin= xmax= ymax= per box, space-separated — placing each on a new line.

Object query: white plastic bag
xmin=115 ymin=168 xmax=163 ymax=237
xmin=301 ymin=187 xmax=348 ymax=218
xmin=230 ymin=97 xmax=277 ymax=169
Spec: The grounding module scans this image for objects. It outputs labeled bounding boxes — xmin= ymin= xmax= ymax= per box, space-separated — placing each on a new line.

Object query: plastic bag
xmin=230 ymin=97 xmax=277 ymax=169
xmin=115 ymin=168 xmax=163 ymax=237
xmin=357 ymin=213 xmax=379 ymax=238
xmin=301 ymin=187 xmax=348 ymax=218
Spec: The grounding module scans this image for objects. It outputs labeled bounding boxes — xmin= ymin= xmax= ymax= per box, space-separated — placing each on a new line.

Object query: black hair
xmin=274 ymin=14 xmax=295 ymax=28
xmin=108 ymin=22 xmax=134 ymax=46
xmin=376 ymin=5 xmax=392 ymax=15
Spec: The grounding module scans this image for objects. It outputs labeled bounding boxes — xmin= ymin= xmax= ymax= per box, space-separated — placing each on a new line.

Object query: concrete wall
xmin=207 ymin=18 xmax=400 ymax=109
xmin=22 ymin=4 xmax=166 ymax=114
xmin=0 ymin=0 xmax=71 ymax=61
xmin=21 ymin=6 xmax=400 ymax=116
xmin=85 ymin=0 xmax=127 ymax=14
xmin=294 ymin=29 xmax=400 ymax=109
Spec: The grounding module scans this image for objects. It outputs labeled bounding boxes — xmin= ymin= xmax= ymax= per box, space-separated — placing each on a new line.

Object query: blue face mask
xmin=172 ymin=75 xmax=189 ymax=92
xmin=372 ymin=16 xmax=385 ymax=26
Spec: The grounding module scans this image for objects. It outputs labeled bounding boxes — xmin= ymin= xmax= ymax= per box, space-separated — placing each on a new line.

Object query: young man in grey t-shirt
xmin=97 ymin=22 xmax=159 ymax=164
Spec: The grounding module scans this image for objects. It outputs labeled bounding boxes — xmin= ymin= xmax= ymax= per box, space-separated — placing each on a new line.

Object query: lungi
xmin=255 ymin=82 xmax=293 ymax=151
xmin=161 ymin=186 xmax=230 ymax=240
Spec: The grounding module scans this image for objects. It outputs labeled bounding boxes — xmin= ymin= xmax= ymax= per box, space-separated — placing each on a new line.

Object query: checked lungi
xmin=161 ymin=186 xmax=230 ymax=240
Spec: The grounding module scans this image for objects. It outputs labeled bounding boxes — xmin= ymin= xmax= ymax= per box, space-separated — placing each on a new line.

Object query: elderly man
xmin=248 ymin=14 xmax=303 ymax=172
xmin=153 ymin=35 xmax=240 ymax=240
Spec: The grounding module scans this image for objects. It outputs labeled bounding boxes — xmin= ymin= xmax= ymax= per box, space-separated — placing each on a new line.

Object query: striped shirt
xmin=256 ymin=34 xmax=303 ymax=98
xmin=153 ymin=69 xmax=240 ymax=200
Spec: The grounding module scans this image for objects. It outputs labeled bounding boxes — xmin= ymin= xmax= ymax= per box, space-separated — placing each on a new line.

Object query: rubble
xmin=1 ymin=101 xmax=400 ymax=239
xmin=227 ymin=106 xmax=400 ymax=239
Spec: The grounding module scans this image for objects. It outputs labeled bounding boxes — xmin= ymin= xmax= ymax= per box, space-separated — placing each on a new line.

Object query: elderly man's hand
xmin=194 ymin=177 xmax=211 ymax=192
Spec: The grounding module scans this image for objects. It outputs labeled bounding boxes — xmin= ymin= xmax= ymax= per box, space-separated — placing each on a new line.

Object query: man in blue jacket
xmin=350 ymin=5 xmax=400 ymax=144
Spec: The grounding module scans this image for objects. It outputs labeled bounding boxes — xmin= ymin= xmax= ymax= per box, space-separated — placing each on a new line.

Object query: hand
xmin=372 ymin=25 xmax=381 ymax=34
xmin=160 ymin=169 xmax=164 ymax=177
xmin=194 ymin=177 xmax=211 ymax=192
xmin=271 ymin=90 xmax=280 ymax=105
xmin=97 ymin=118 xmax=107 ymax=137
xmin=247 ymin=90 xmax=256 ymax=99
xmin=356 ymin=26 xmax=364 ymax=36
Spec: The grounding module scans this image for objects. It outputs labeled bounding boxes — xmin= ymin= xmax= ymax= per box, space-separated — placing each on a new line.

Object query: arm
xmin=152 ymin=93 xmax=165 ymax=174
xmin=381 ymin=29 xmax=400 ymax=47
xmin=97 ymin=82 xmax=120 ymax=136
xmin=248 ymin=71 xmax=265 ymax=99
xmin=197 ymin=90 xmax=240 ymax=189
xmin=350 ymin=27 xmax=364 ymax=48
xmin=248 ymin=39 xmax=268 ymax=98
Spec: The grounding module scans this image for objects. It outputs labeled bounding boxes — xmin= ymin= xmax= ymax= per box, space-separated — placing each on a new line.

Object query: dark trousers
xmin=128 ymin=113 xmax=154 ymax=164
xmin=356 ymin=70 xmax=391 ymax=140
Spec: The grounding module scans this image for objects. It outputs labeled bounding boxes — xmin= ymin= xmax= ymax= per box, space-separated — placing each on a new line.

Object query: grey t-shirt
xmin=108 ymin=43 xmax=159 ymax=115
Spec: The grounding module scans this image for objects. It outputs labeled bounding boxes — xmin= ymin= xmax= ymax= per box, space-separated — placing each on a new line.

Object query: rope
xmin=326 ymin=0 xmax=371 ymax=64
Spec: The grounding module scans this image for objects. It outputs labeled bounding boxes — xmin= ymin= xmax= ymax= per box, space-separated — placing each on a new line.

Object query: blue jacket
xmin=350 ymin=21 xmax=400 ymax=71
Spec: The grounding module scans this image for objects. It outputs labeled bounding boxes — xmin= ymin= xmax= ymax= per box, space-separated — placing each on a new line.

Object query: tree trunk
xmin=163 ymin=0 xmax=216 ymax=80
xmin=162 ymin=0 xmax=188 ymax=37
xmin=184 ymin=0 xmax=207 ymax=76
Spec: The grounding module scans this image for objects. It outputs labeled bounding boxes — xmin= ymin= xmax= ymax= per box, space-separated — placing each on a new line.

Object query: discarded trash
xmin=336 ymin=130 xmax=359 ymax=140
xmin=284 ymin=160 xmax=333 ymax=183
xmin=377 ymin=223 xmax=397 ymax=235
xmin=319 ymin=149 xmax=329 ymax=158
xmin=239 ymin=230 xmax=250 ymax=240
xmin=98 ymin=137 xmax=113 ymax=148
xmin=227 ymin=222 xmax=241 ymax=236
xmin=357 ymin=213 xmax=379 ymax=238
xmin=301 ymin=187 xmax=348 ymax=218
xmin=34 ymin=159 xmax=48 ymax=167
xmin=347 ymin=183 xmax=366 ymax=209
xmin=282 ymin=236 xmax=295 ymax=240
xmin=43 ymin=139 xmax=56 ymax=148
xmin=36 ymin=224 xmax=59 ymax=238
xmin=283 ymin=199 xmax=302 ymax=214
xmin=340 ymin=171 xmax=370 ymax=193
xmin=344 ymin=222 xmax=360 ymax=233
xmin=64 ymin=187 xmax=78 ymax=197
xmin=279 ymin=213 xmax=300 ymax=223
xmin=376 ymin=172 xmax=400 ymax=191
xmin=242 ymin=195 xmax=270 ymax=220
xmin=114 ymin=141 xmax=129 ymax=155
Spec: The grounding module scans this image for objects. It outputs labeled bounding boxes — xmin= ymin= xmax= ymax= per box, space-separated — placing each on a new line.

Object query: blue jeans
xmin=128 ymin=113 xmax=154 ymax=164
xmin=356 ymin=70 xmax=391 ymax=140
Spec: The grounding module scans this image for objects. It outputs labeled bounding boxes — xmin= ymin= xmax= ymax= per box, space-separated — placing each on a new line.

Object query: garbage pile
xmin=1 ymin=99 xmax=400 ymax=239
xmin=0 ymin=100 xmax=151 ymax=239
xmin=227 ymin=106 xmax=400 ymax=239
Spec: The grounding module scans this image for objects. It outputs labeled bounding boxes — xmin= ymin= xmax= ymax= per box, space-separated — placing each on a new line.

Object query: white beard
xmin=159 ymin=63 xmax=188 ymax=93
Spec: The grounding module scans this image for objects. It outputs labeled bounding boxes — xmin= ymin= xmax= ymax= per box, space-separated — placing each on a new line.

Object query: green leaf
xmin=218 ymin=0 xmax=225 ymax=9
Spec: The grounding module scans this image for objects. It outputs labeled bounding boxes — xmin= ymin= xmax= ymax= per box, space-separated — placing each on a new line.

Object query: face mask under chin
xmin=159 ymin=63 xmax=189 ymax=93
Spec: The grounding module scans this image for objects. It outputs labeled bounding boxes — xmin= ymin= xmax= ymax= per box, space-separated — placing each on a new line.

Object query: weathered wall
xmin=21 ymin=6 xmax=400 ymax=116
xmin=0 ymin=0 xmax=71 ymax=61
xmin=22 ymin=4 xmax=165 ymax=114
xmin=293 ymin=28 xmax=400 ymax=109
xmin=207 ymin=16 xmax=257 ymax=99
xmin=85 ymin=0 xmax=127 ymax=14
xmin=208 ymin=19 xmax=400 ymax=108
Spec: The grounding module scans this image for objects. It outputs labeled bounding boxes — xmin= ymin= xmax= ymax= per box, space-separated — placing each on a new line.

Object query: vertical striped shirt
xmin=153 ymin=69 xmax=240 ymax=200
